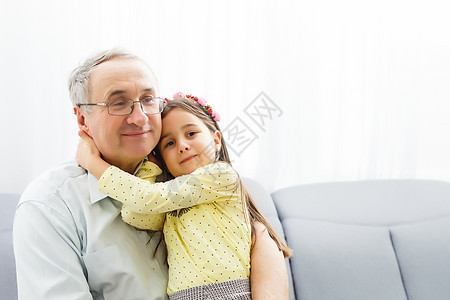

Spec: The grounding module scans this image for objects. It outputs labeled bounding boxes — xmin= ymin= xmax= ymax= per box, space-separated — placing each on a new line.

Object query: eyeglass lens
xmin=108 ymin=98 xmax=162 ymax=115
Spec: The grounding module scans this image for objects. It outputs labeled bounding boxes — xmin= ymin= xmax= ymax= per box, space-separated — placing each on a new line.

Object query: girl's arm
xmin=121 ymin=207 xmax=165 ymax=230
xmin=251 ymin=222 xmax=289 ymax=300
xmin=120 ymin=159 xmax=166 ymax=230
xmin=76 ymin=130 xmax=111 ymax=179
xmin=99 ymin=161 xmax=239 ymax=215
xmin=76 ymin=130 xmax=165 ymax=230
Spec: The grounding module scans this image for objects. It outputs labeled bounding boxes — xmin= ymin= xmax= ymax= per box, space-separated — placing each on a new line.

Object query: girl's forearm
xmin=250 ymin=222 xmax=289 ymax=299
xmin=87 ymin=156 xmax=111 ymax=180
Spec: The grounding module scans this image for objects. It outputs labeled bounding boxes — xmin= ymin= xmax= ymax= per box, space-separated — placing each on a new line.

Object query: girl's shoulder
xmin=193 ymin=162 xmax=236 ymax=175
xmin=187 ymin=162 xmax=239 ymax=184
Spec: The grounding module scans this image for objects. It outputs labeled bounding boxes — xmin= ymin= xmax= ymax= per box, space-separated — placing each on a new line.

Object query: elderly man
xmin=13 ymin=49 xmax=288 ymax=299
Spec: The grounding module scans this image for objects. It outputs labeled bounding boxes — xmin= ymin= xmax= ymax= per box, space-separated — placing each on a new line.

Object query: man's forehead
xmin=92 ymin=58 xmax=154 ymax=79
xmin=107 ymin=88 xmax=156 ymax=98
xmin=89 ymin=58 xmax=158 ymax=97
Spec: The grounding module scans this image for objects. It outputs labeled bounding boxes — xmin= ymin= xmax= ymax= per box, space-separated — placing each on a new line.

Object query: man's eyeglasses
xmin=77 ymin=96 xmax=165 ymax=116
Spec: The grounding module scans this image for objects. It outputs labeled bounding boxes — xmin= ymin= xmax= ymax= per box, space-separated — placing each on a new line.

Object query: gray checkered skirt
xmin=168 ymin=278 xmax=251 ymax=300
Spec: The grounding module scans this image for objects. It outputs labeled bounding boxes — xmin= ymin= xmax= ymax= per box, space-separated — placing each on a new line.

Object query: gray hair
xmin=68 ymin=48 xmax=158 ymax=111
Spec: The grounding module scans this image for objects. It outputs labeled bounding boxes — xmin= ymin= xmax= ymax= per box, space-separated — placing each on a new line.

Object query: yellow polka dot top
xmin=98 ymin=161 xmax=251 ymax=295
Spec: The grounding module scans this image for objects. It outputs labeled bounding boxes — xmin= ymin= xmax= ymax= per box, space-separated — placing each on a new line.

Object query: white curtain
xmin=1 ymin=0 xmax=449 ymax=195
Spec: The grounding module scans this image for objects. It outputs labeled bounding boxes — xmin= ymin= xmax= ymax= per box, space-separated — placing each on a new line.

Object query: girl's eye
xmin=165 ymin=141 xmax=175 ymax=148
xmin=187 ymin=131 xmax=197 ymax=137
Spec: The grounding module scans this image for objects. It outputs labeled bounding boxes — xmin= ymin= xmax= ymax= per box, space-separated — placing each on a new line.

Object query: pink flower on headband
xmin=173 ymin=92 xmax=185 ymax=100
xmin=172 ymin=92 xmax=221 ymax=122
xmin=196 ymin=97 xmax=207 ymax=107
xmin=211 ymin=111 xmax=221 ymax=122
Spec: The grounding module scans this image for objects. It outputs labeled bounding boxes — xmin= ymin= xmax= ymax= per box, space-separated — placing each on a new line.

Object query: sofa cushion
xmin=283 ymin=219 xmax=406 ymax=299
xmin=0 ymin=193 xmax=20 ymax=300
xmin=391 ymin=217 xmax=450 ymax=299
xmin=272 ymin=179 xmax=450 ymax=300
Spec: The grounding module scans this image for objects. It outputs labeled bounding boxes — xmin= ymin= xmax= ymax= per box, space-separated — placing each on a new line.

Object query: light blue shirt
xmin=13 ymin=160 xmax=168 ymax=300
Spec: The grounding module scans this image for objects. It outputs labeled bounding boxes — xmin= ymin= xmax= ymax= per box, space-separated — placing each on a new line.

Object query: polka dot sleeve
xmin=98 ymin=162 xmax=239 ymax=215
xmin=121 ymin=206 xmax=165 ymax=230
xmin=135 ymin=161 xmax=162 ymax=183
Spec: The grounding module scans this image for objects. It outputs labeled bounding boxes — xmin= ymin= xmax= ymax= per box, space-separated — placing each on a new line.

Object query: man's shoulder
xmin=19 ymin=159 xmax=88 ymax=208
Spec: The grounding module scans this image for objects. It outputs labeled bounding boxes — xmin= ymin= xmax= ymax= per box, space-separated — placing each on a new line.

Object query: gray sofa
xmin=1 ymin=193 xmax=19 ymax=300
xmin=3 ymin=179 xmax=450 ymax=299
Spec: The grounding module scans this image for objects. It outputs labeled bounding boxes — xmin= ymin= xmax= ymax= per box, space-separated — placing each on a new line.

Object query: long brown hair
xmin=159 ymin=97 xmax=292 ymax=258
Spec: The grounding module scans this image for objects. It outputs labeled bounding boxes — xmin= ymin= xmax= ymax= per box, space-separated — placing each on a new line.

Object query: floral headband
xmin=169 ymin=92 xmax=221 ymax=122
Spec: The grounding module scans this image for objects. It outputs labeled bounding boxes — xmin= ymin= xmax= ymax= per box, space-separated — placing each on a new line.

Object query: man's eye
xmin=109 ymin=99 xmax=129 ymax=107
xmin=142 ymin=97 xmax=155 ymax=105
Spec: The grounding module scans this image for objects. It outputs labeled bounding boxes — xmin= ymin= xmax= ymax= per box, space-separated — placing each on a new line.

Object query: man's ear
xmin=213 ymin=130 xmax=222 ymax=152
xmin=74 ymin=106 xmax=90 ymax=135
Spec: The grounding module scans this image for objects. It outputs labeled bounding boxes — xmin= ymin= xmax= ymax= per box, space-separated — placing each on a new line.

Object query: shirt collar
xmin=87 ymin=158 xmax=147 ymax=205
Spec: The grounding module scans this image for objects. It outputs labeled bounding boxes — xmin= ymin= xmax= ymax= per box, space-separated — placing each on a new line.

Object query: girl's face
xmin=159 ymin=108 xmax=221 ymax=177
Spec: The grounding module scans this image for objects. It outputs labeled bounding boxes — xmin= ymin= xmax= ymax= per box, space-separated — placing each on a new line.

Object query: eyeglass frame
xmin=76 ymin=96 xmax=166 ymax=116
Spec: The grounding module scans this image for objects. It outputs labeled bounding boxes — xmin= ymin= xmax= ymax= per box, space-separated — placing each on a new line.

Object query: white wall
xmin=1 ymin=0 xmax=450 ymax=194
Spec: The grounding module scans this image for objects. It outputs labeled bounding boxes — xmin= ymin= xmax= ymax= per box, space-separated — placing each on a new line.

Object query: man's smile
xmin=122 ymin=129 xmax=152 ymax=137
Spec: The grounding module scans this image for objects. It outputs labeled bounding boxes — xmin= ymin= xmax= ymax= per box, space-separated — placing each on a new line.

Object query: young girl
xmin=76 ymin=93 xmax=292 ymax=299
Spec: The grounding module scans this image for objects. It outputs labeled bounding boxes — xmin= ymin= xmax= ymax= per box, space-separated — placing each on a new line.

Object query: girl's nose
xmin=179 ymin=146 xmax=189 ymax=153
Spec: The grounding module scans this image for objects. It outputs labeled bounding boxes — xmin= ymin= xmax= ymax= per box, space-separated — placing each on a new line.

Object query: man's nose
xmin=127 ymin=102 xmax=149 ymax=126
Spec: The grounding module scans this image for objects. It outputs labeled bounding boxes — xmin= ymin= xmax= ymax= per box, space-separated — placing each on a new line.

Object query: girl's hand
xmin=76 ymin=130 xmax=101 ymax=171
